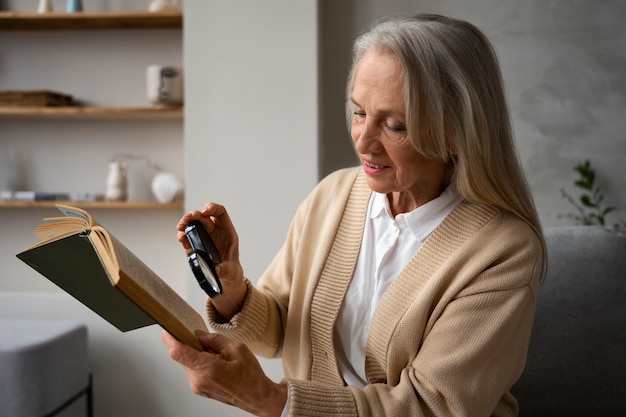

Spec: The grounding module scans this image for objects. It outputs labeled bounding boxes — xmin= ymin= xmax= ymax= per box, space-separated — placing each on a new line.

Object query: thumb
xmin=195 ymin=330 xmax=233 ymax=354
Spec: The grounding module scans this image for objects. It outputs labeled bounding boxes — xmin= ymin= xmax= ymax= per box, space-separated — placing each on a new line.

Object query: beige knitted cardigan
xmin=208 ymin=167 xmax=542 ymax=417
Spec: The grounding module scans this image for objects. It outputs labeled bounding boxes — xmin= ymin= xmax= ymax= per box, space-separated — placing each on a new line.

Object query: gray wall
xmin=183 ymin=2 xmax=319 ymax=414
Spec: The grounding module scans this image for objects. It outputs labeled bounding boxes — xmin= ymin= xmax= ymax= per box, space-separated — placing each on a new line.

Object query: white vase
xmin=105 ymin=161 xmax=129 ymax=201
xmin=38 ymin=0 xmax=53 ymax=13
xmin=151 ymin=172 xmax=183 ymax=203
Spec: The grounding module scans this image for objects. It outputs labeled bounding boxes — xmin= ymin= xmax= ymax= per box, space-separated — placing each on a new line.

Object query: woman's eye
xmin=352 ymin=110 xmax=366 ymax=125
xmin=385 ymin=122 xmax=406 ymax=133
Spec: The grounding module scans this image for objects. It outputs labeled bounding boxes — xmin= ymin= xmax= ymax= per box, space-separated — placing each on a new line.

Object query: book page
xmin=56 ymin=204 xmax=94 ymax=225
xmin=33 ymin=204 xmax=95 ymax=241
xmin=89 ymin=226 xmax=120 ymax=285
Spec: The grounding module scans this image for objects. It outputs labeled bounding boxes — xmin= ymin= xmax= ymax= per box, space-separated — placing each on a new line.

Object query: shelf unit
xmin=0 ymin=200 xmax=182 ymax=209
xmin=1 ymin=10 xmax=184 ymax=210
xmin=0 ymin=106 xmax=183 ymax=119
xmin=0 ymin=11 xmax=182 ymax=30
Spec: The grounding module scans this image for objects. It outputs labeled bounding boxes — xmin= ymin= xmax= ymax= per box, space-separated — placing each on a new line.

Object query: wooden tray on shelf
xmin=0 ymin=90 xmax=74 ymax=107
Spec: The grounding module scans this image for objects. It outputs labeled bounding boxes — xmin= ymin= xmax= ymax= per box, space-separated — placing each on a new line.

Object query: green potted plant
xmin=559 ymin=160 xmax=625 ymax=232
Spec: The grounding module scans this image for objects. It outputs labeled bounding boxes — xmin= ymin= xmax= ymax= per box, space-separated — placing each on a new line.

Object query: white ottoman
xmin=0 ymin=319 xmax=91 ymax=417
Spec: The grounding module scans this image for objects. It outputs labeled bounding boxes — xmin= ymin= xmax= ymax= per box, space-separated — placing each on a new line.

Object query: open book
xmin=16 ymin=205 xmax=208 ymax=350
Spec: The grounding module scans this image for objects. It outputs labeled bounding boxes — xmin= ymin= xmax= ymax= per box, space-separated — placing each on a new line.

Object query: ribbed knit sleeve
xmin=284 ymin=378 xmax=358 ymax=417
xmin=207 ymin=280 xmax=264 ymax=340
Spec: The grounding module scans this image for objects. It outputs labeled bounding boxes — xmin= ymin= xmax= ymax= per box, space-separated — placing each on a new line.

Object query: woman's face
xmin=350 ymin=50 xmax=448 ymax=213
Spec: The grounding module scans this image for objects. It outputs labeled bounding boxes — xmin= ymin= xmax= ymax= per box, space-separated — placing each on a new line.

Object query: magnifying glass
xmin=185 ymin=221 xmax=223 ymax=298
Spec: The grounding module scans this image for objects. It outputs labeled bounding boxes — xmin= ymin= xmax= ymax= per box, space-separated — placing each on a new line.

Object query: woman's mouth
xmin=362 ymin=160 xmax=387 ymax=175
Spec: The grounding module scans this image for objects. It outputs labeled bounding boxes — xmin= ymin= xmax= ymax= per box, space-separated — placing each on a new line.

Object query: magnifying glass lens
xmin=188 ymin=251 xmax=223 ymax=297
xmin=197 ymin=255 xmax=220 ymax=290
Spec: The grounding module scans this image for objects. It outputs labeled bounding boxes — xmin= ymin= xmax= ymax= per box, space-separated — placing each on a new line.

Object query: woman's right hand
xmin=177 ymin=202 xmax=248 ymax=321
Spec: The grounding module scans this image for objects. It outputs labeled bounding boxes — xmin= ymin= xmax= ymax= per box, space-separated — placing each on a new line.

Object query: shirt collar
xmin=370 ymin=184 xmax=463 ymax=241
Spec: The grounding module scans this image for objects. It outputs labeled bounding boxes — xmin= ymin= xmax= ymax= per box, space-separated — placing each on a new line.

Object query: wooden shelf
xmin=0 ymin=11 xmax=182 ymax=30
xmin=0 ymin=200 xmax=183 ymax=209
xmin=1 ymin=11 xmax=184 ymax=214
xmin=0 ymin=106 xmax=183 ymax=119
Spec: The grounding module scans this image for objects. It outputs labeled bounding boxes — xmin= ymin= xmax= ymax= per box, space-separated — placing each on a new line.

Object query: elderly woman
xmin=163 ymin=13 xmax=546 ymax=417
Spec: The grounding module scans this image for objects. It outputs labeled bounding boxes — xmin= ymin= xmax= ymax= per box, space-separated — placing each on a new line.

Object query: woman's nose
xmin=353 ymin=122 xmax=380 ymax=153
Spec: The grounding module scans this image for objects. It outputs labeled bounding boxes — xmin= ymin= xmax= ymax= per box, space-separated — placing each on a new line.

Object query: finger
xmin=162 ymin=329 xmax=177 ymax=347
xmin=196 ymin=330 xmax=248 ymax=360
xmin=196 ymin=330 xmax=236 ymax=357
xmin=164 ymin=331 xmax=219 ymax=373
xmin=178 ymin=204 xmax=222 ymax=235
xmin=162 ymin=330 xmax=190 ymax=363
xmin=195 ymin=330 xmax=225 ymax=350
xmin=177 ymin=230 xmax=192 ymax=250
xmin=177 ymin=209 xmax=215 ymax=252
xmin=162 ymin=330 xmax=192 ymax=356
xmin=201 ymin=202 xmax=225 ymax=216
xmin=176 ymin=210 xmax=204 ymax=232
xmin=200 ymin=203 xmax=235 ymax=232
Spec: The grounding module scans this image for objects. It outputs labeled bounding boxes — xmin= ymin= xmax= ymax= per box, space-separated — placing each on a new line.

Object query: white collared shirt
xmin=334 ymin=185 xmax=463 ymax=387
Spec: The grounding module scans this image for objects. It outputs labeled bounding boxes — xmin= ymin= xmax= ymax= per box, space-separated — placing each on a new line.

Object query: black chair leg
xmin=86 ymin=373 xmax=93 ymax=417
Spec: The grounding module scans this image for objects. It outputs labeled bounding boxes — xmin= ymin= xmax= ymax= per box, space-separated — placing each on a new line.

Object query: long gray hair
xmin=346 ymin=14 xmax=545 ymax=258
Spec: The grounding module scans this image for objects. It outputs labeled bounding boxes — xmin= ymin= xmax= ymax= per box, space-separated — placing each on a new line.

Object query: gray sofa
xmin=512 ymin=226 xmax=626 ymax=416
xmin=0 ymin=319 xmax=91 ymax=417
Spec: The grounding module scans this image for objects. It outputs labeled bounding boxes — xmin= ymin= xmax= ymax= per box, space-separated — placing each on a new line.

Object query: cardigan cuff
xmin=206 ymin=278 xmax=270 ymax=345
xmin=283 ymin=378 xmax=358 ymax=417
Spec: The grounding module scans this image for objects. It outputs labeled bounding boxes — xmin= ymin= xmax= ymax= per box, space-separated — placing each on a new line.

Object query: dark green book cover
xmin=16 ymin=233 xmax=156 ymax=332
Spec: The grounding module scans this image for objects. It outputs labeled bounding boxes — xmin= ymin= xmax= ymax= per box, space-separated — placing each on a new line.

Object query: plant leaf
xmin=580 ymin=195 xmax=596 ymax=208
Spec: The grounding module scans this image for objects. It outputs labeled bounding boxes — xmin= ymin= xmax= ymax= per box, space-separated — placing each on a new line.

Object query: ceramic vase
xmin=146 ymin=65 xmax=184 ymax=107
xmin=38 ymin=0 xmax=54 ymax=13
xmin=105 ymin=161 xmax=129 ymax=201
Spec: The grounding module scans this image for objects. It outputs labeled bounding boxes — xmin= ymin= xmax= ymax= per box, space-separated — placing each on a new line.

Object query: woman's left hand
xmin=162 ymin=330 xmax=288 ymax=417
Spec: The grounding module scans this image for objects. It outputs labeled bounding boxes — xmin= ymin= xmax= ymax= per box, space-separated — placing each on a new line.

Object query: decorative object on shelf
xmin=72 ymin=191 xmax=104 ymax=202
xmin=105 ymin=160 xmax=129 ymax=202
xmin=66 ymin=0 xmax=83 ymax=12
xmin=146 ymin=65 xmax=184 ymax=107
xmin=0 ymin=144 xmax=18 ymax=193
xmin=151 ymin=172 xmax=183 ymax=203
xmin=37 ymin=0 xmax=54 ymax=13
xmin=0 ymin=90 xmax=74 ymax=107
xmin=148 ymin=0 xmax=179 ymax=12
xmin=107 ymin=153 xmax=181 ymax=202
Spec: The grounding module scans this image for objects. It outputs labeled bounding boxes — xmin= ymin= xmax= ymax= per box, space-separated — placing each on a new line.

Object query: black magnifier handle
xmin=185 ymin=221 xmax=221 ymax=264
